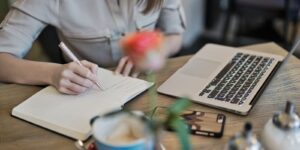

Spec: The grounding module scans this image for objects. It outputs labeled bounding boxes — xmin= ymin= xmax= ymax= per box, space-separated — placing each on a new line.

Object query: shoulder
xmin=12 ymin=0 xmax=60 ymax=11
xmin=11 ymin=0 xmax=60 ymax=25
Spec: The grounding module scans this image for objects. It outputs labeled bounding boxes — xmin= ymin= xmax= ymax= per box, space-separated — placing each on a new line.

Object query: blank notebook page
xmin=12 ymin=68 xmax=152 ymax=140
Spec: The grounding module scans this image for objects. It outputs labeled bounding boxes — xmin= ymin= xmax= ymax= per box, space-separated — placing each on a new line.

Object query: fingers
xmin=115 ymin=57 xmax=140 ymax=77
xmin=54 ymin=58 xmax=141 ymax=95
xmin=68 ymin=62 xmax=98 ymax=82
xmin=57 ymin=79 xmax=88 ymax=95
xmin=115 ymin=57 xmax=129 ymax=74
xmin=81 ymin=60 xmax=98 ymax=74
xmin=53 ymin=61 xmax=99 ymax=95
xmin=58 ymin=87 xmax=78 ymax=95
xmin=123 ymin=61 xmax=133 ymax=76
xmin=63 ymin=70 xmax=94 ymax=88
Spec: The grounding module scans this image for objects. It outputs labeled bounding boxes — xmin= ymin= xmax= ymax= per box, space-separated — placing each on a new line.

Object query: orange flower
xmin=121 ymin=31 xmax=165 ymax=71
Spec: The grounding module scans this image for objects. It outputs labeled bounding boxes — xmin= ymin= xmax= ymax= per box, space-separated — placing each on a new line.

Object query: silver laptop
xmin=158 ymin=42 xmax=300 ymax=115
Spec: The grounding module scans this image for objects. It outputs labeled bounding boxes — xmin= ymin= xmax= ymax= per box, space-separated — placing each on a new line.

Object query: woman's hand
xmin=51 ymin=60 xmax=99 ymax=95
xmin=115 ymin=56 xmax=140 ymax=77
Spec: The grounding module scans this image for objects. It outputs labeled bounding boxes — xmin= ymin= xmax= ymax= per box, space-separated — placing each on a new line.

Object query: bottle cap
xmin=273 ymin=101 xmax=300 ymax=130
xmin=227 ymin=123 xmax=261 ymax=150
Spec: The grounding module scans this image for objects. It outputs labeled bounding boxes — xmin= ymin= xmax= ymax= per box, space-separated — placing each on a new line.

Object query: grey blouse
xmin=0 ymin=0 xmax=186 ymax=67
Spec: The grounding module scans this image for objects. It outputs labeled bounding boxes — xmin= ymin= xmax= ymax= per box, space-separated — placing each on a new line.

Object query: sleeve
xmin=156 ymin=0 xmax=187 ymax=35
xmin=0 ymin=0 xmax=59 ymax=58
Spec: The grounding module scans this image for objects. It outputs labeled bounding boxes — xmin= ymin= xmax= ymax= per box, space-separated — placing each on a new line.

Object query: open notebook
xmin=12 ymin=68 xmax=153 ymax=140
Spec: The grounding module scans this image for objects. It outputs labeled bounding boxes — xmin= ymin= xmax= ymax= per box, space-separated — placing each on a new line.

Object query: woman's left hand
xmin=115 ymin=56 xmax=140 ymax=77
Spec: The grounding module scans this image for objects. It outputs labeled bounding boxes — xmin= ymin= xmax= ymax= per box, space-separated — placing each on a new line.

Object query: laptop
xmin=158 ymin=41 xmax=300 ymax=115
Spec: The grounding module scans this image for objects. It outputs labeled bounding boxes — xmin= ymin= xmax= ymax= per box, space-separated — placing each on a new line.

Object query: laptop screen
xmin=265 ymin=39 xmax=300 ymax=90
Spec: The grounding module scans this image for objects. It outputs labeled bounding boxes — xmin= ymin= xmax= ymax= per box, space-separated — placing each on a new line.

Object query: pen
xmin=59 ymin=42 xmax=104 ymax=90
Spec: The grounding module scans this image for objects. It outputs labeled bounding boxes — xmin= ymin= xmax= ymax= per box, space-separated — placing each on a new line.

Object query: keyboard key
xmin=198 ymin=53 xmax=275 ymax=106
xmin=208 ymin=90 xmax=219 ymax=98
xmin=230 ymin=98 xmax=241 ymax=104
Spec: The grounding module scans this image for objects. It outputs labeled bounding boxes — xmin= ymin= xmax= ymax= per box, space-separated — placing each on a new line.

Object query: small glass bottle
xmin=261 ymin=101 xmax=300 ymax=150
xmin=226 ymin=122 xmax=262 ymax=150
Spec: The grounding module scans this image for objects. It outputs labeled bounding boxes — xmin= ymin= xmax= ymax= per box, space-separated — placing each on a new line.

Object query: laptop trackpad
xmin=180 ymin=58 xmax=221 ymax=78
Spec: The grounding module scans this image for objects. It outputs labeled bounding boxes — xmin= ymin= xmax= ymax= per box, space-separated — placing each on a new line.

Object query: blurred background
xmin=179 ymin=0 xmax=300 ymax=56
xmin=0 ymin=0 xmax=300 ymax=62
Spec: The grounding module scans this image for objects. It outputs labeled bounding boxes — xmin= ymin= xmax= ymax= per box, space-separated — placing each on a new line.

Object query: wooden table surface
xmin=1 ymin=42 xmax=300 ymax=150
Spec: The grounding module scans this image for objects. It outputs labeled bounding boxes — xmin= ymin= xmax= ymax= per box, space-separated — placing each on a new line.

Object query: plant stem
xmin=147 ymin=73 xmax=157 ymax=114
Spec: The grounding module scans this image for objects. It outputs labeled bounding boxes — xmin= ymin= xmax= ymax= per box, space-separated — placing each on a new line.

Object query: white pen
xmin=59 ymin=42 xmax=104 ymax=90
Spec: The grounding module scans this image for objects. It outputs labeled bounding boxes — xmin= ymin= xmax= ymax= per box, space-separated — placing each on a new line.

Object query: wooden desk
xmin=1 ymin=43 xmax=300 ymax=150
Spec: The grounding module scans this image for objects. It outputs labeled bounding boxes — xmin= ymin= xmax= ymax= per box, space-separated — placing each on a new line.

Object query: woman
xmin=0 ymin=0 xmax=186 ymax=95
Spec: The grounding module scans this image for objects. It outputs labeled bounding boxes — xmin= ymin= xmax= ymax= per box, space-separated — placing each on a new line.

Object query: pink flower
xmin=121 ymin=31 xmax=165 ymax=71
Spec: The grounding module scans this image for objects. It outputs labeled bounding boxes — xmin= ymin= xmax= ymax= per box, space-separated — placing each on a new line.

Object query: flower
xmin=121 ymin=31 xmax=165 ymax=72
xmin=119 ymin=31 xmax=191 ymax=150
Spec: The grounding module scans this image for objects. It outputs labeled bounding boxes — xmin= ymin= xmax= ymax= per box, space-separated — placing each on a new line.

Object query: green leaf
xmin=167 ymin=98 xmax=191 ymax=116
xmin=165 ymin=98 xmax=191 ymax=127
xmin=170 ymin=119 xmax=191 ymax=150
xmin=164 ymin=98 xmax=191 ymax=150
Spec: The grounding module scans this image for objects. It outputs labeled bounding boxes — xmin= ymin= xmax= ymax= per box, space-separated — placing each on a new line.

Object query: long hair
xmin=143 ymin=0 xmax=164 ymax=14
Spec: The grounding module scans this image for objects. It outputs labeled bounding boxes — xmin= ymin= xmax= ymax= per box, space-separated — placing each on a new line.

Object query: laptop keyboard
xmin=199 ymin=53 xmax=274 ymax=105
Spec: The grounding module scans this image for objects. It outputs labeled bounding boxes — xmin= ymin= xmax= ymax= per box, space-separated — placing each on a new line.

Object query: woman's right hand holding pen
xmin=51 ymin=60 xmax=99 ymax=95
